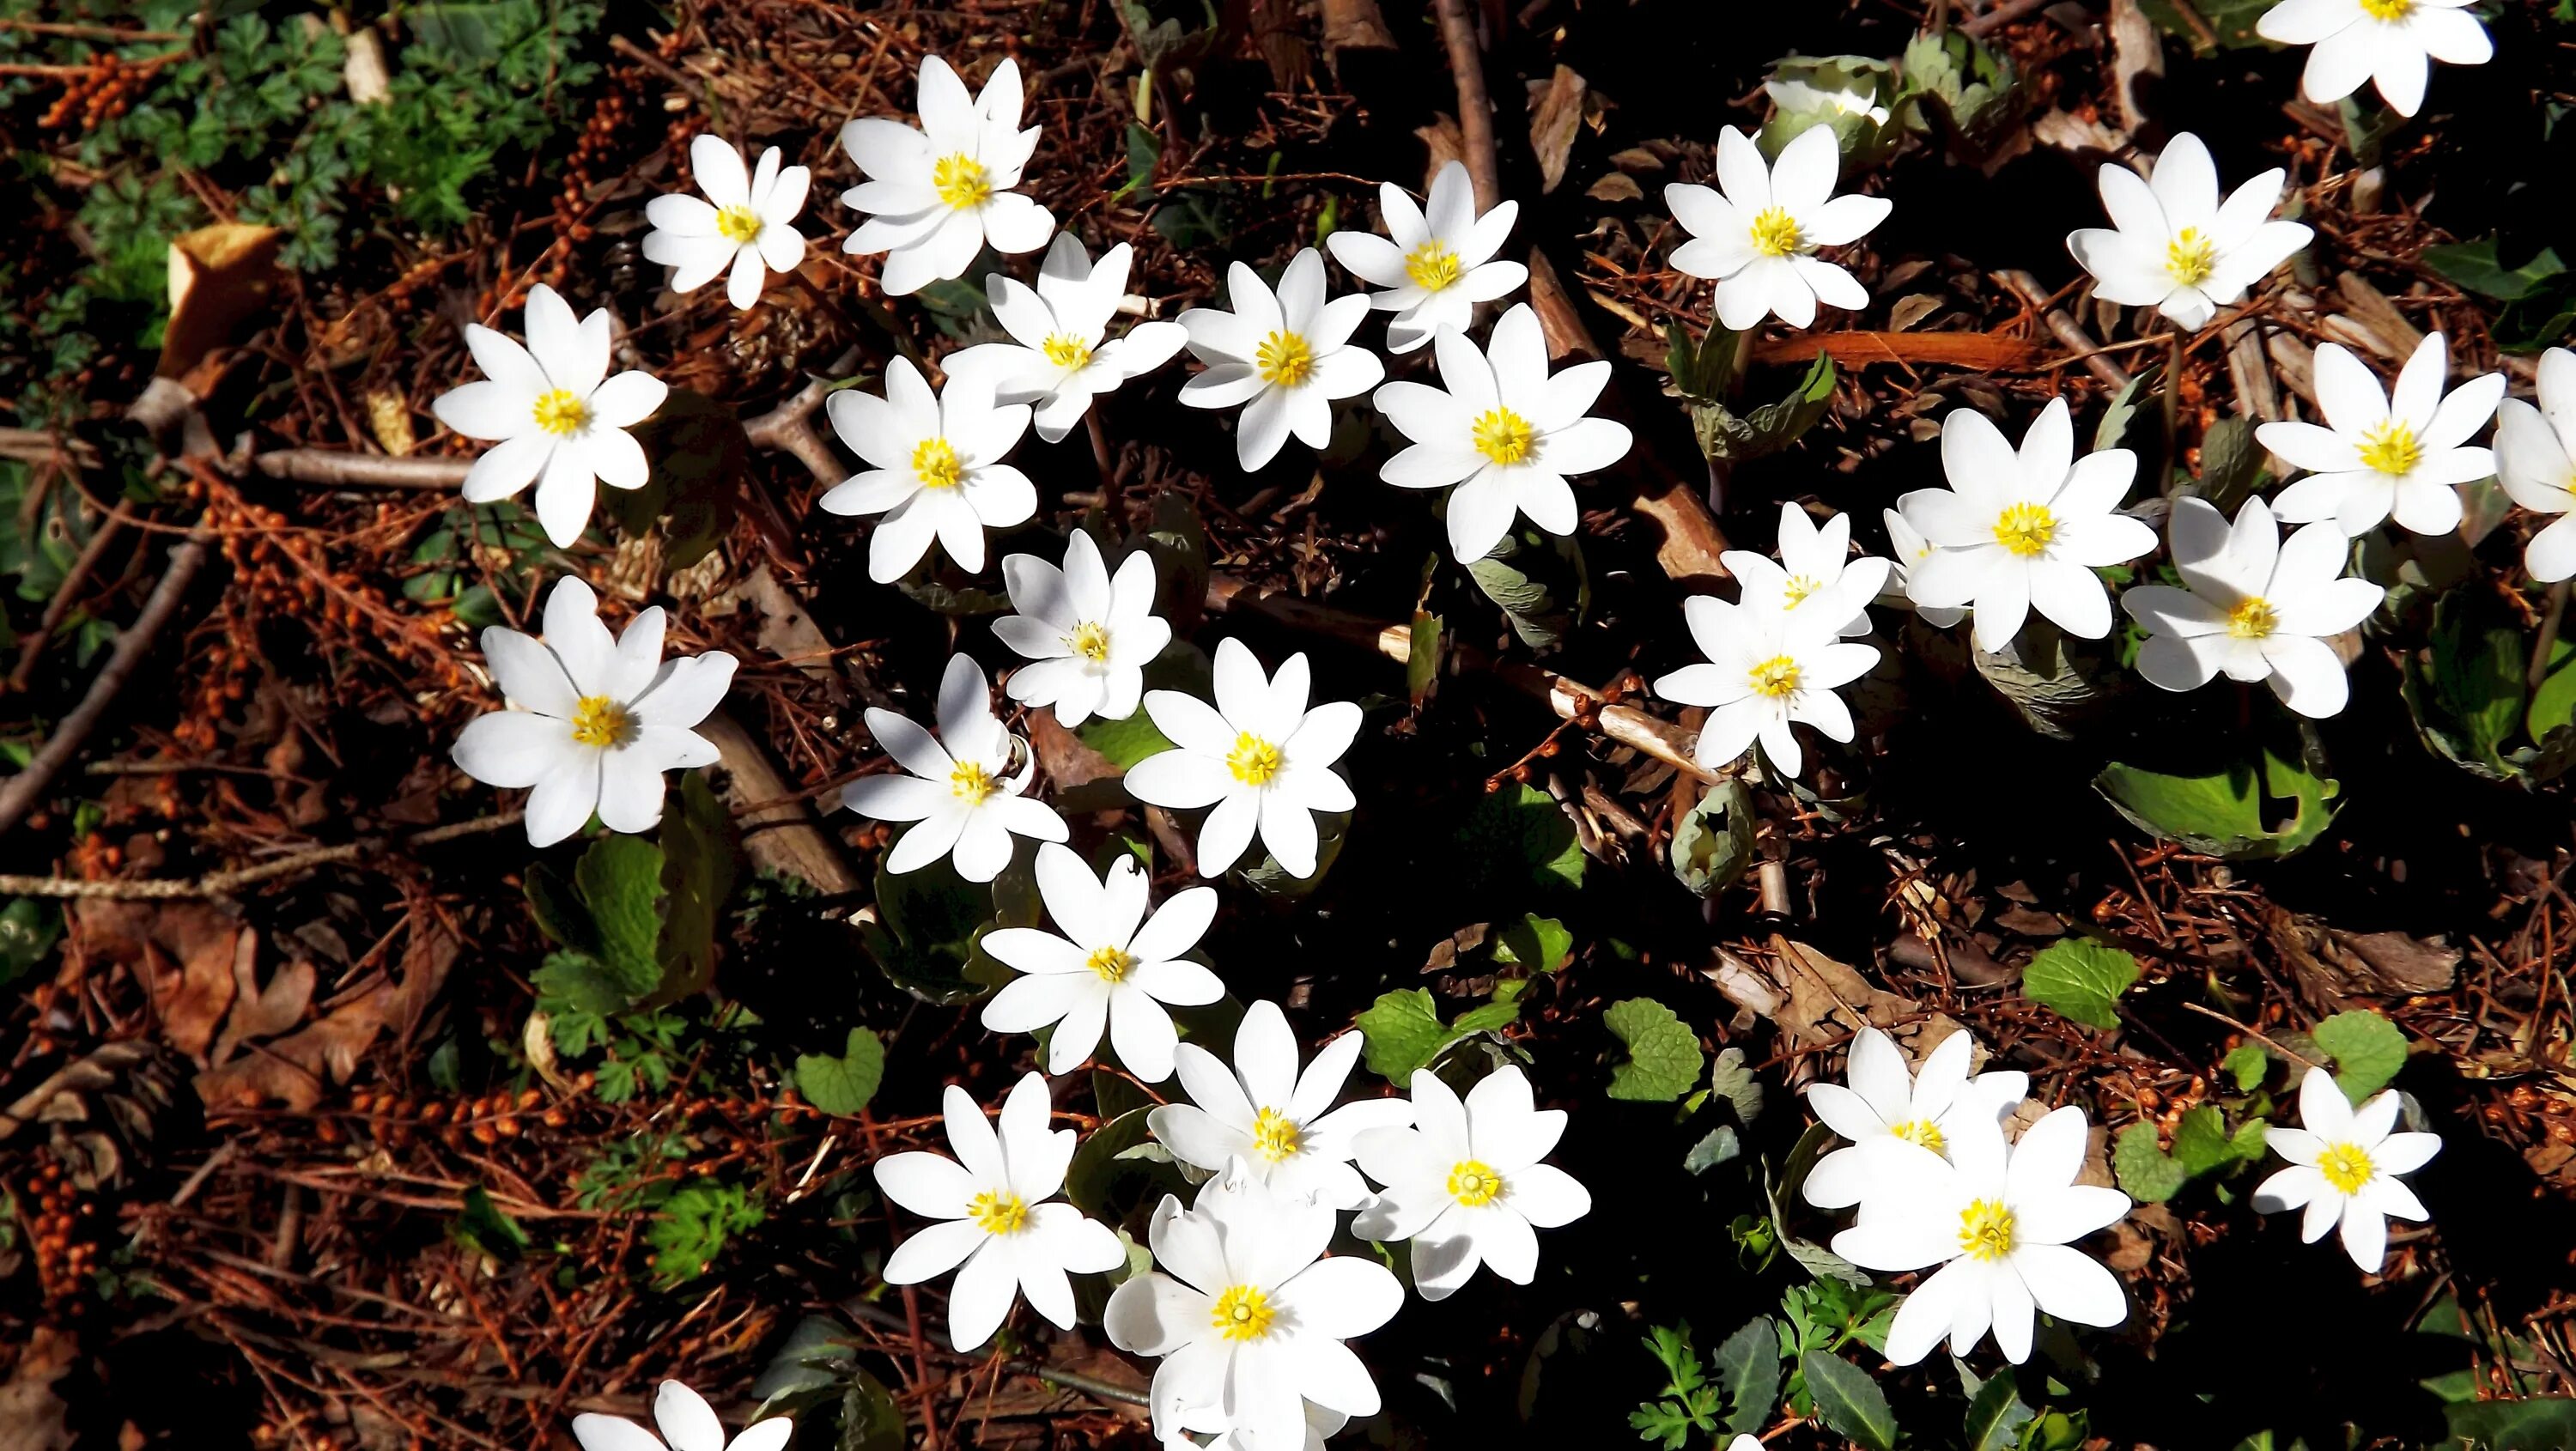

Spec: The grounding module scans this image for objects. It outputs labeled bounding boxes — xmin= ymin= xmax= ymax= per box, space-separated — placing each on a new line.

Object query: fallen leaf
xmin=1768 ymin=936 xmax=1915 ymax=1052
xmin=0 ymin=1325 xmax=77 ymax=1451
xmin=210 ymin=938 xmax=314 ymax=1067
xmin=1528 ymin=65 xmax=1589 ymax=194
xmin=77 ymin=899 xmax=243 ymax=1061
xmin=194 ymin=987 xmax=392 ymax=1112
xmin=158 ymin=223 xmax=286 ymax=388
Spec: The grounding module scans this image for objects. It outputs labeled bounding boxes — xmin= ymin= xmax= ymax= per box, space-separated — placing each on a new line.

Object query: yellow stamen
xmin=1043 ymin=335 xmax=1093 ymax=371
xmin=1747 ymin=654 xmax=1801 ymax=700
xmin=1251 ymin=1107 xmax=1302 ymax=1163
xmin=2358 ymin=420 xmax=2422 ymax=477
xmin=2165 ymin=227 xmax=2217 ymax=288
xmin=913 ymin=437 xmax=964 ymax=490
xmin=2359 ymin=0 xmax=2412 ymax=17
xmin=531 ymin=389 xmax=591 ymax=437
xmin=568 ymin=695 xmax=634 ymax=749
xmin=969 ymin=1189 xmax=1029 ymax=1235
xmin=1448 ymin=1159 xmax=1504 ymax=1207
xmin=1405 ymin=242 xmax=1463 ymax=292
xmin=715 ymin=204 xmax=763 ymax=245
xmin=1782 ymin=574 xmax=1823 ymax=608
xmin=1957 ymin=1199 xmax=2016 ymax=1262
xmin=1748 ymin=207 xmax=1804 ymax=258
xmin=1993 ymin=502 xmax=2057 ymax=558
xmin=933 ymin=153 xmax=993 ymax=209
xmin=1084 ymin=944 xmax=1134 ymax=982
xmin=1226 ymin=732 xmax=1282 ymax=786
xmin=1889 ymin=1118 xmax=1947 ymax=1155
xmin=2318 ymin=1141 xmax=2376 ymax=1195
xmin=1471 ymin=408 xmax=1535 ymax=466
xmin=1066 ymin=621 xmax=1111 ymax=662
xmin=1255 ymin=331 xmax=1315 ymax=387
xmin=949 ymin=760 xmax=999 ymax=804
xmin=1210 ymin=1284 xmax=1275 ymax=1342
xmin=2227 ymin=597 xmax=2279 ymax=641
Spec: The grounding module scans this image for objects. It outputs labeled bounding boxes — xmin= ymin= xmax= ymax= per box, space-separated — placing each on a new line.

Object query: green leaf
xmin=2447 ymin=1397 xmax=2576 ymax=1448
xmin=835 ymin=1369 xmax=906 ymax=1451
xmin=1076 ymin=708 xmax=1178 ymax=768
xmin=1664 ymin=316 xmax=1741 ymax=402
xmin=532 ymin=950 xmax=641 ymax=1019
xmin=1801 ymin=1350 xmax=1898 ymax=1451
xmin=1064 ymin=1105 xmax=1186 ymax=1221
xmin=1357 ymin=988 xmax=1461 ymax=1083
xmin=2137 ymin=0 xmax=2278 ymax=49
xmin=1466 ymin=525 xmax=1585 ymax=652
xmin=2020 ymin=938 xmax=2140 ymax=1031
xmin=2094 ymin=733 xmax=2340 ymax=861
xmin=2528 ymin=633 xmax=2575 ymax=746
xmin=2402 ymin=588 xmax=2530 ymax=781
xmin=1605 ymin=998 xmax=1704 ymax=1102
xmin=2171 ymin=1104 xmax=2268 ymax=1175
xmin=1710 ymin=1316 xmax=1783 ymax=1435
xmin=1406 ymin=609 xmax=1443 ymax=711
xmin=2421 ymin=239 xmax=2568 ymax=302
xmin=1694 ymin=352 xmax=1836 ymax=463
xmin=1964 ymin=1366 xmax=2038 ymax=1450
xmin=0 ymin=897 xmax=63 ymax=987
xmin=576 ymin=835 xmax=669 ymax=998
xmin=2223 ymin=1042 xmax=2271 ymax=1092
xmin=452 ymin=1185 xmax=532 ymax=1261
xmin=1492 ymin=914 xmax=1572 ymax=972
xmin=1671 ymin=777 xmax=1756 ymax=898
xmin=795 ymin=1029 xmax=886 ymax=1117
xmin=2313 ymin=1009 xmax=2408 ymax=1103
xmin=2113 ymin=1122 xmax=2190 ymax=1204
xmin=1455 ymin=781 xmax=1586 ymax=897
xmin=862 ymin=857 xmax=1004 ymax=1005
xmin=1684 ymin=1126 xmax=1741 ymax=1173
xmin=2196 ymin=415 xmax=2266 ymax=513
xmin=648 ymin=1180 xmax=764 ymax=1284
xmin=651 ymin=772 xmax=735 ymax=1003
xmin=616 ymin=389 xmax=744 ymax=568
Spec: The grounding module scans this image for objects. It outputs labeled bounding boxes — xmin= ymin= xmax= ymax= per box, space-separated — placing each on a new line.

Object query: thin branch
xmin=0 ymin=811 xmax=525 ymax=900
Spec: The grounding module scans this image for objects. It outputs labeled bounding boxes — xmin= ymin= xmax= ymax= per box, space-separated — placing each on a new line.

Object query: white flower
xmin=820 ymin=356 xmax=1036 ymax=581
xmin=452 ymin=578 xmax=735 ymax=848
xmin=980 ymin=843 xmax=1224 ymax=1083
xmin=1322 ymin=160 xmax=1529 ymax=355
xmin=1766 ymin=75 xmax=1891 ymax=126
xmin=572 ymin=1381 xmax=790 ymax=1451
xmin=874 ymin=1072 xmax=1127 ymax=1351
xmin=642 ymin=136 xmax=810 ymax=312
xmin=1370 ymin=302 xmax=1631 ymax=562
xmin=1830 ymin=1108 xmax=2132 ymax=1365
xmin=841 ymin=653 xmax=1067 ymax=882
xmin=1151 ymin=999 xmax=1413 ymax=1210
xmin=1124 ymin=639 xmax=1362 ymax=879
xmin=1178 ymin=249 xmax=1384 ymax=471
xmin=1652 ymin=593 xmax=1878 ymax=778
xmin=1897 ymin=398 xmax=2160 ymax=653
xmin=2253 ymin=1065 xmax=2439 ymax=1274
xmin=944 ymin=233 xmax=1189 ymax=443
xmin=996 ymin=530 xmax=1170 ymax=727
xmin=2123 ymin=496 xmax=2385 ymax=719
xmin=2490 ymin=346 xmax=2576 ymax=583
xmin=430 ymin=284 xmax=668 ymax=548
xmin=1880 ymin=508 xmax=1966 ymax=628
xmin=2261 ymin=334 xmax=2504 ymax=537
xmin=1163 ymin=1404 xmax=1346 ymax=1451
xmin=838 ymin=55 xmax=1054 ymax=295
xmin=1351 ymin=1066 xmax=1591 ymax=1301
xmin=1725 ymin=501 xmax=1892 ymax=637
xmin=1800 ymin=1027 xmax=2029 ymax=1211
xmin=1664 ymin=125 xmax=1891 ymax=331
xmin=1105 ymin=1166 xmax=1404 ymax=1450
xmin=2255 ymin=0 xmax=2491 ymax=118
xmin=2065 ymin=131 xmax=2311 ymax=333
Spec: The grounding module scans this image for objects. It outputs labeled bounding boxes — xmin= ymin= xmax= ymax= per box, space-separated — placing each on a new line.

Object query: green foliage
xmin=1964 ymin=1367 xmax=2038 ymax=1450
xmin=451 ymin=1186 xmax=532 ymax=1261
xmin=1356 ymin=987 xmax=1523 ymax=1083
xmin=1064 ymin=1104 xmax=1187 ymax=1223
xmin=2116 ymin=1108 xmax=2266 ymax=1202
xmin=2448 ymin=1397 xmax=2576 ymax=1448
xmin=1453 ymin=781 xmax=1587 ymax=896
xmin=859 ymin=855 xmax=1018 ymax=1004
xmin=1492 ymin=914 xmax=1573 ymax=972
xmin=2094 ymin=732 xmax=2342 ymax=861
xmin=1466 ymin=525 xmax=1589 ymax=652
xmin=2136 ymin=0 xmax=2275 ymax=50
xmin=2223 ymin=1042 xmax=2272 ymax=1092
xmin=403 ymin=502 xmax=549 ymax=627
xmin=2020 ymin=938 xmax=2141 ymax=1031
xmin=1758 ymin=55 xmax=1901 ymax=167
xmin=1896 ymin=29 xmax=2025 ymax=161
xmin=1604 ymin=998 xmax=1704 ymax=1102
xmin=2421 ymin=240 xmax=2576 ymax=353
xmin=795 ymin=1029 xmax=887 ymax=1117
xmin=1690 ymin=354 xmax=1838 ymax=464
xmin=1630 ymin=1319 xmax=1780 ymax=1448
xmin=1671 ymin=778 xmax=1756 ymax=898
xmin=606 ymin=392 xmax=744 ymax=568
xmin=0 ymin=897 xmax=62 ymax=988
xmin=1801 ymin=1349 xmax=1898 ymax=1451
xmin=647 ymin=1180 xmax=764 ymax=1284
xmin=2314 ymin=1009 xmax=2409 ymax=1102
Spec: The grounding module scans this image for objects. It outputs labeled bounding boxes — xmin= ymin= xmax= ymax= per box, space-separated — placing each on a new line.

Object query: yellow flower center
xmin=1471 ymin=407 xmax=1536 ymax=466
xmin=969 ymin=1189 xmax=1029 ymax=1235
xmin=2359 ymin=0 xmax=2413 ymax=17
xmin=1226 ymin=732 xmax=1282 ymax=786
xmin=2165 ymin=227 xmax=2217 ymax=288
xmin=913 ymin=437 xmax=964 ymax=490
xmin=2318 ymin=1141 xmax=2377 ymax=1195
xmin=1251 ymin=1107 xmax=1302 ymax=1163
xmin=1889 ymin=1118 xmax=1947 ymax=1155
xmin=1084 ymin=944 xmax=1135 ymax=982
xmin=1993 ymin=502 xmax=2057 ymax=557
xmin=715 ymin=203 xmax=764 ymax=245
xmin=2358 ymin=420 xmax=2422 ymax=477
xmin=1043 ymin=334 xmax=1093 ymax=371
xmin=1957 ymin=1198 xmax=2016 ymax=1262
xmin=1405 ymin=241 xmax=1463 ymax=292
xmin=933 ymin=153 xmax=993 ymax=209
xmin=1748 ymin=206 xmax=1804 ymax=258
xmin=2227 ymin=596 xmax=2279 ymax=641
xmin=1066 ymin=621 xmax=1111 ymax=662
xmin=1255 ymin=331 xmax=1315 ymax=387
xmin=1448 ymin=1159 xmax=1504 ymax=1206
xmin=1747 ymin=654 xmax=1802 ymax=700
xmin=1782 ymin=574 xmax=1823 ymax=608
xmin=530 ymin=389 xmax=591 ymax=437
xmin=949 ymin=759 xmax=999 ymax=804
xmin=1210 ymin=1284 xmax=1275 ymax=1342
xmin=568 ymin=695 xmax=635 ymax=749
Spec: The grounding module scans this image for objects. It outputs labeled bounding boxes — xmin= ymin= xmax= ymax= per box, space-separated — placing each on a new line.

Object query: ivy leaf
xmin=2313 ymin=1009 xmax=2409 ymax=1102
xmin=794 ymin=1029 xmax=887 ymax=1118
xmin=2222 ymin=1042 xmax=2270 ymax=1092
xmin=1710 ymin=1316 xmax=1783 ymax=1435
xmin=2020 ymin=938 xmax=2140 ymax=1031
xmin=1605 ymin=998 xmax=1704 ymax=1102
xmin=2112 ymin=1121 xmax=2190 ymax=1203
xmin=1492 ymin=914 xmax=1572 ymax=972
xmin=1358 ymin=989 xmax=1461 ymax=1083
xmin=1801 ymin=1349 xmax=1899 ymax=1451
xmin=2171 ymin=1104 xmax=2269 ymax=1175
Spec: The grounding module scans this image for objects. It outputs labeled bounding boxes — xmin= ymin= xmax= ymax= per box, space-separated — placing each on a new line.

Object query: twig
xmin=1429 ymin=0 xmax=1501 ymax=211
xmin=741 ymin=346 xmax=861 ymax=494
xmin=838 ymin=1299 xmax=1151 ymax=1407
xmin=1994 ymin=270 xmax=2134 ymax=387
xmin=0 ymin=811 xmax=525 ymax=900
xmin=2178 ymin=1000 xmax=2327 ymax=1069
xmin=252 ymin=449 xmax=468 ymax=489
xmin=0 ymin=523 xmax=214 ymax=835
xmin=1961 ymin=0 xmax=2055 ymax=36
